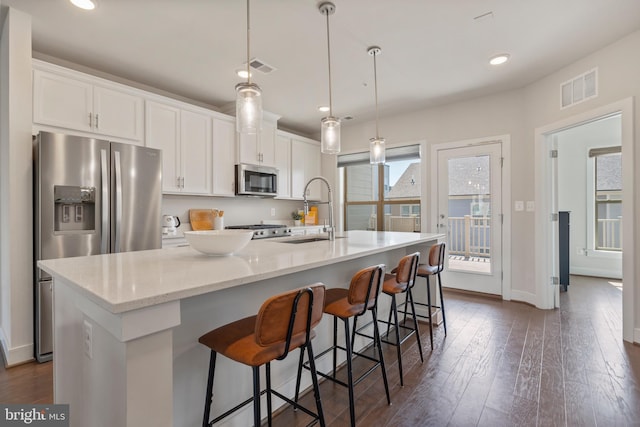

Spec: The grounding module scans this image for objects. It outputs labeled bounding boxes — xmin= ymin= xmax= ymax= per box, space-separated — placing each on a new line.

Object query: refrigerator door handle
xmin=114 ymin=150 xmax=123 ymax=253
xmin=100 ymin=148 xmax=109 ymax=254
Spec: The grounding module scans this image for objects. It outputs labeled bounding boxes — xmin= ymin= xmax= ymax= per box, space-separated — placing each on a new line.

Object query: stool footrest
xmin=303 ymin=343 xmax=384 ymax=389
xmin=210 ymin=390 xmax=266 ymax=425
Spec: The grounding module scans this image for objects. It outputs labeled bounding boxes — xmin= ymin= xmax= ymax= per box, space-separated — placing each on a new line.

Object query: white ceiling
xmin=5 ymin=0 xmax=640 ymax=135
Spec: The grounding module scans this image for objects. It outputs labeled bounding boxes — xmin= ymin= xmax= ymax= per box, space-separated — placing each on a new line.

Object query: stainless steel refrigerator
xmin=34 ymin=131 xmax=162 ymax=362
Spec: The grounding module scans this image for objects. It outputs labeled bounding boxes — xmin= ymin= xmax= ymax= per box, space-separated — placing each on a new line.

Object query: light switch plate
xmin=515 ymin=201 xmax=524 ymax=212
xmin=526 ymin=201 xmax=535 ymax=212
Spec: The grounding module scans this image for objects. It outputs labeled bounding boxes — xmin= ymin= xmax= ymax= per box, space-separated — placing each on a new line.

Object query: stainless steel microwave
xmin=235 ymin=163 xmax=278 ymax=197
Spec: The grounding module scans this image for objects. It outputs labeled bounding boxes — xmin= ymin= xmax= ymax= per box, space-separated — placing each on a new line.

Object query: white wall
xmin=0 ymin=6 xmax=33 ymax=366
xmin=341 ymin=29 xmax=640 ymax=337
xmin=556 ymin=116 xmax=622 ymax=278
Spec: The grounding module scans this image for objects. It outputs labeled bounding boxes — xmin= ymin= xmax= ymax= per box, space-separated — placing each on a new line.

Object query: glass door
xmin=436 ymin=142 xmax=502 ymax=295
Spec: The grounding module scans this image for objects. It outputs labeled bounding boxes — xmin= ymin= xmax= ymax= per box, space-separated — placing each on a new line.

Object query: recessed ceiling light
xmin=489 ymin=54 xmax=510 ymax=66
xmin=236 ymin=70 xmax=252 ymax=79
xmin=70 ymin=0 xmax=97 ymax=10
xmin=318 ymin=106 xmax=330 ymax=112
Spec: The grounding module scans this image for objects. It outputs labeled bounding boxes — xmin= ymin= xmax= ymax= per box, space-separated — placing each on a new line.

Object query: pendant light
xmin=235 ymin=0 xmax=262 ymax=135
xmin=368 ymin=46 xmax=385 ymax=164
xmin=319 ymin=2 xmax=340 ymax=154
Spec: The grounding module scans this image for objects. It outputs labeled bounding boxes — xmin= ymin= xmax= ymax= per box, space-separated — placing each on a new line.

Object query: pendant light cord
xmin=373 ymin=51 xmax=379 ymax=139
xmin=325 ymin=10 xmax=333 ymax=116
xmin=246 ymin=0 xmax=251 ymax=84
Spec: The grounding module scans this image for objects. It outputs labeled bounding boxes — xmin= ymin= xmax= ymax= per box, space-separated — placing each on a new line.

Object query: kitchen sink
xmin=278 ymin=236 xmax=345 ymax=244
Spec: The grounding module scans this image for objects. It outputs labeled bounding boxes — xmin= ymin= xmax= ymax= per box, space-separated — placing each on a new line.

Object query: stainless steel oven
xmin=235 ymin=163 xmax=278 ymax=197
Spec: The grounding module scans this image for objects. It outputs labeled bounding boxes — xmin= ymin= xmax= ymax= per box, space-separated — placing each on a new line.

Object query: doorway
xmin=535 ymin=98 xmax=635 ymax=343
xmin=432 ymin=140 xmax=504 ymax=296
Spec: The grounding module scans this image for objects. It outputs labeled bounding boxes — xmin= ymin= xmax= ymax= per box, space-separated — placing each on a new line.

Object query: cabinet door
xmin=145 ymin=101 xmax=181 ymax=193
xmin=290 ymin=139 xmax=306 ymax=200
xmin=93 ymin=85 xmax=144 ymax=142
xmin=259 ymin=124 xmax=276 ymax=167
xmin=237 ymin=133 xmax=260 ymax=165
xmin=212 ymin=117 xmax=236 ymax=196
xmin=180 ymin=109 xmax=213 ymax=195
xmin=33 ymin=69 xmax=93 ymax=132
xmin=274 ymin=134 xmax=291 ymax=198
xmin=304 ymin=142 xmax=322 ymax=200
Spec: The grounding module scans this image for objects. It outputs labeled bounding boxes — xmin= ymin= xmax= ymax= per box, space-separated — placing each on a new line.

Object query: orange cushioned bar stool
xmin=380 ymin=252 xmax=423 ymax=386
xmin=415 ymin=242 xmax=447 ymax=350
xmin=199 ymin=284 xmax=326 ymax=427
xmin=296 ymin=265 xmax=390 ymax=427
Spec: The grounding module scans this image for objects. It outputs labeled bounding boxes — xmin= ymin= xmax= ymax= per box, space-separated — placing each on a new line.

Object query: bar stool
xmin=380 ymin=252 xmax=422 ymax=386
xmin=416 ymin=242 xmax=447 ymax=350
xmin=199 ymin=284 xmax=326 ymax=427
xmin=296 ymin=265 xmax=390 ymax=427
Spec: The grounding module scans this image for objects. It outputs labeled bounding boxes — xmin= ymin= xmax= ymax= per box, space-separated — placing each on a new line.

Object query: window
xmin=339 ymin=146 xmax=421 ymax=232
xmin=593 ymin=151 xmax=622 ymax=251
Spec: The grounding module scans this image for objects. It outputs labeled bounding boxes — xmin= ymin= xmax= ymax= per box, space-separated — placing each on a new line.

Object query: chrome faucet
xmin=303 ymin=176 xmax=335 ymax=241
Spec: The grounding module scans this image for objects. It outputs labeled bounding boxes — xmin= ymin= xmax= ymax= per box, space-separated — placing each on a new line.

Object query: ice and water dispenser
xmin=53 ymin=185 xmax=96 ymax=232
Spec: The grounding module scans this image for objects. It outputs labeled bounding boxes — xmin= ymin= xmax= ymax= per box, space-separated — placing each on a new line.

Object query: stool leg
xmin=202 ymin=351 xmax=217 ymax=427
xmin=294 ymin=347 xmax=305 ymax=405
xmin=425 ymin=276 xmax=434 ymax=350
xmin=438 ymin=272 xmax=447 ymax=335
xmin=305 ymin=342 xmax=326 ymax=427
xmin=331 ymin=316 xmax=338 ymax=378
xmin=342 ymin=317 xmax=356 ymax=427
xmin=372 ymin=307 xmax=391 ymax=405
xmin=252 ymin=366 xmax=261 ymax=427
xmin=266 ymin=362 xmax=272 ymax=427
xmin=390 ymin=294 xmax=405 ymax=386
xmin=407 ymin=289 xmax=424 ymax=363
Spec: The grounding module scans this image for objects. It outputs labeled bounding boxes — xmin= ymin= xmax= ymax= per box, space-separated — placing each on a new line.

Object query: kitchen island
xmin=38 ymin=230 xmax=444 ymax=427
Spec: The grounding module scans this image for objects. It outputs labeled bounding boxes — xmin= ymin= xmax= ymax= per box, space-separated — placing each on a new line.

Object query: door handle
xmin=114 ymin=150 xmax=123 ymax=253
xmin=100 ymin=149 xmax=109 ymax=254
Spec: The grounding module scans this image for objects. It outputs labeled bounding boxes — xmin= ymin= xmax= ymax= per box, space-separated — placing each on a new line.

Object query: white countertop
xmin=39 ymin=230 xmax=444 ymax=314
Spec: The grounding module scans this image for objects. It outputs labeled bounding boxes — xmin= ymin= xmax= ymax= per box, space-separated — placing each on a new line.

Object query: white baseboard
xmin=510 ymin=290 xmax=537 ymax=306
xmin=634 ymin=328 xmax=640 ymax=345
xmin=0 ymin=328 xmax=35 ymax=367
xmin=570 ymin=267 xmax=622 ymax=280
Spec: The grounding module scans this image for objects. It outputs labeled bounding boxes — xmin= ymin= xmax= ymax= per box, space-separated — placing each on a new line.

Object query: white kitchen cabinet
xmin=290 ymin=136 xmax=322 ymax=201
xmin=146 ymin=100 xmax=212 ymax=195
xmin=237 ymin=123 xmax=276 ymax=166
xmin=33 ymin=62 xmax=143 ymax=143
xmin=274 ymin=133 xmax=291 ymax=198
xmin=212 ymin=116 xmax=236 ymax=196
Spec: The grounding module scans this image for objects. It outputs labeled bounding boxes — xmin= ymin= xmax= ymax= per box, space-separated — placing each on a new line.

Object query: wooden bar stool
xmin=199 ymin=284 xmax=326 ymax=427
xmin=296 ymin=265 xmax=390 ymax=427
xmin=380 ymin=252 xmax=423 ymax=386
xmin=416 ymin=242 xmax=447 ymax=350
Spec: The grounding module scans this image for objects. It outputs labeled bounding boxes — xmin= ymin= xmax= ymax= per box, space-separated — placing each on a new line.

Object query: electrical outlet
xmin=83 ymin=320 xmax=93 ymax=359
xmin=270 ymin=208 xmax=276 ymax=217
xmin=514 ymin=201 xmax=524 ymax=212
xmin=526 ymin=201 xmax=535 ymax=212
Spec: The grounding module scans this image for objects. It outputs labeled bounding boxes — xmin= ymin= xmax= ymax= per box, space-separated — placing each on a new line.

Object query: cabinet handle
xmin=89 ymin=112 xmax=93 ymax=127
xmin=95 ymin=114 xmax=99 ymax=129
xmin=176 ymin=177 xmax=181 ymax=188
xmin=181 ymin=177 xmax=185 ymax=188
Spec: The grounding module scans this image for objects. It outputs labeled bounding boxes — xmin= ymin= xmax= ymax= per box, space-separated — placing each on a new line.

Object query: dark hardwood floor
xmin=2 ymin=275 xmax=639 ymax=426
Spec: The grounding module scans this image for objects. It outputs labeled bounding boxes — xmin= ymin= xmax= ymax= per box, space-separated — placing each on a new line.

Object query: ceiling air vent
xmin=561 ymin=68 xmax=598 ymax=109
xmin=247 ymin=58 xmax=276 ymax=74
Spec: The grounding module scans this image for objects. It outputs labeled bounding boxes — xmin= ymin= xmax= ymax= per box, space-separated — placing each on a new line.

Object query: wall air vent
xmin=561 ymin=68 xmax=598 ymax=109
xmin=247 ymin=58 xmax=277 ymax=74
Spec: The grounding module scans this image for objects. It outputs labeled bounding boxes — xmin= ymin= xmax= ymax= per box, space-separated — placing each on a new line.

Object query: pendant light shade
xmin=370 ymin=137 xmax=385 ymax=164
xmin=235 ymin=82 xmax=262 ymax=134
xmin=319 ymin=2 xmax=340 ymax=154
xmin=236 ymin=0 xmax=263 ymax=134
xmin=368 ymin=46 xmax=385 ymax=164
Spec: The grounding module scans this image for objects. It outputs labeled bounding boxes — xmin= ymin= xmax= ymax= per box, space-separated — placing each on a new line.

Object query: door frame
xmin=534 ymin=97 xmax=635 ymax=343
xmin=430 ymin=135 xmax=512 ymax=300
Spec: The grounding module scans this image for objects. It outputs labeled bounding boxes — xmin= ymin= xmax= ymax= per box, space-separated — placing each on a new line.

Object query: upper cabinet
xmin=146 ymin=100 xmax=212 ymax=195
xmin=33 ymin=61 xmax=144 ymax=143
xmin=278 ymin=131 xmax=322 ymax=201
xmin=212 ymin=117 xmax=237 ymax=197
xmin=235 ymin=111 xmax=280 ymax=167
